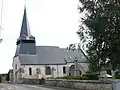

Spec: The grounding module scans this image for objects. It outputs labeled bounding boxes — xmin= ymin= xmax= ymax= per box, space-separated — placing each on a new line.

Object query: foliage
xmin=78 ymin=0 xmax=120 ymax=72
xmin=57 ymin=76 xmax=88 ymax=80
xmin=0 ymin=75 xmax=2 ymax=83
xmin=114 ymin=76 xmax=120 ymax=79
xmin=114 ymin=70 xmax=120 ymax=79
xmin=84 ymin=74 xmax=99 ymax=80
xmin=57 ymin=74 xmax=99 ymax=80
xmin=84 ymin=70 xmax=99 ymax=80
xmin=66 ymin=44 xmax=77 ymax=51
xmin=81 ymin=75 xmax=89 ymax=80
xmin=57 ymin=76 xmax=75 ymax=80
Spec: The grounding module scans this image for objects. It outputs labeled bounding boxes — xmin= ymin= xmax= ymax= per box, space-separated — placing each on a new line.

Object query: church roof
xmin=18 ymin=46 xmax=88 ymax=65
xmin=19 ymin=54 xmax=38 ymax=64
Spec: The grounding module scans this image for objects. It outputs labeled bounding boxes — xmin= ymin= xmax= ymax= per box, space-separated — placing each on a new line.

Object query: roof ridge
xmin=36 ymin=46 xmax=59 ymax=48
xmin=19 ymin=54 xmax=37 ymax=56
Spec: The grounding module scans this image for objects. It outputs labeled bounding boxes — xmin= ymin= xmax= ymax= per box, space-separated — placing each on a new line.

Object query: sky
xmin=0 ymin=0 xmax=80 ymax=73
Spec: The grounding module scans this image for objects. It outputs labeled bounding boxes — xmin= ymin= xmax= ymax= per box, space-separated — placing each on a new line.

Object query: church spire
xmin=19 ymin=6 xmax=31 ymax=39
xmin=15 ymin=6 xmax=36 ymax=56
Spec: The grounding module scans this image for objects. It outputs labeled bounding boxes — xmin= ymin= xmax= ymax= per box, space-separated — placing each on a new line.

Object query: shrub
xmin=114 ymin=75 xmax=120 ymax=79
xmin=84 ymin=74 xmax=99 ymax=80
xmin=114 ymin=71 xmax=120 ymax=79
xmin=88 ymin=74 xmax=99 ymax=80
xmin=0 ymin=75 xmax=2 ymax=83
xmin=81 ymin=75 xmax=88 ymax=80
xmin=58 ymin=76 xmax=74 ymax=80
xmin=85 ymin=71 xmax=99 ymax=80
xmin=57 ymin=71 xmax=99 ymax=80
xmin=57 ymin=75 xmax=89 ymax=80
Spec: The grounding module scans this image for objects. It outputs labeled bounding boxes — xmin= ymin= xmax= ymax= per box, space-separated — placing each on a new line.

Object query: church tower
xmin=15 ymin=7 xmax=36 ymax=57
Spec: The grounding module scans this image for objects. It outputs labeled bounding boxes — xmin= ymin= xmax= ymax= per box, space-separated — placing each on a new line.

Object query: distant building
xmin=12 ymin=7 xmax=88 ymax=83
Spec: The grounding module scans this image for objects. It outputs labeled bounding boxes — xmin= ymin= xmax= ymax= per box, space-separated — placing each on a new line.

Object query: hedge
xmin=0 ymin=75 xmax=2 ymax=83
xmin=57 ymin=74 xmax=99 ymax=80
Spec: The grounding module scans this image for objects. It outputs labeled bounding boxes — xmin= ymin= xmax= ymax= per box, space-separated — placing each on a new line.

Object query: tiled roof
xmin=18 ymin=46 xmax=88 ymax=65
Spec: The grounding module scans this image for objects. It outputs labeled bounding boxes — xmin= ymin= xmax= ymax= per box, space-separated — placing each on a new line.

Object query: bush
xmin=81 ymin=75 xmax=88 ymax=80
xmin=114 ymin=71 xmax=120 ymax=79
xmin=57 ymin=71 xmax=99 ymax=80
xmin=0 ymin=75 xmax=2 ymax=83
xmin=57 ymin=75 xmax=89 ymax=80
xmin=85 ymin=74 xmax=99 ymax=80
xmin=85 ymin=71 xmax=99 ymax=80
xmin=58 ymin=76 xmax=74 ymax=80
xmin=114 ymin=75 xmax=120 ymax=79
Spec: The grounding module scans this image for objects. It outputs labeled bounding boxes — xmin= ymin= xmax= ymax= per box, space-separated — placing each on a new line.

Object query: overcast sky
xmin=0 ymin=0 xmax=80 ymax=73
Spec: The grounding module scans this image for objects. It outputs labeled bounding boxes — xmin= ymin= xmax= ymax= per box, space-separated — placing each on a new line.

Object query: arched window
xmin=69 ymin=65 xmax=75 ymax=76
xmin=29 ymin=67 xmax=32 ymax=75
xmin=79 ymin=70 xmax=82 ymax=75
xmin=63 ymin=66 xmax=66 ymax=74
xmin=15 ymin=64 xmax=17 ymax=70
xmin=36 ymin=68 xmax=41 ymax=74
xmin=45 ymin=66 xmax=51 ymax=75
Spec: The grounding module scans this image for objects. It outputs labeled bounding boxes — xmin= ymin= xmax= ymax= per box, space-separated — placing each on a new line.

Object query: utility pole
xmin=0 ymin=0 xmax=3 ymax=43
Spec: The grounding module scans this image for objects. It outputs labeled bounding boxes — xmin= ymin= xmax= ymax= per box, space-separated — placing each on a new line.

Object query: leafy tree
xmin=67 ymin=44 xmax=76 ymax=51
xmin=78 ymin=0 xmax=120 ymax=72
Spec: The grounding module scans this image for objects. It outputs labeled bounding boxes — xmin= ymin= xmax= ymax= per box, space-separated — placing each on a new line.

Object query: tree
xmin=66 ymin=44 xmax=76 ymax=51
xmin=78 ymin=0 xmax=120 ymax=72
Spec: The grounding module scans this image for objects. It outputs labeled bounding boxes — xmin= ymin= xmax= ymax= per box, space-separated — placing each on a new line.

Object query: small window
xmin=45 ymin=66 xmax=51 ymax=75
xmin=29 ymin=67 xmax=32 ymax=75
xmin=63 ymin=66 xmax=66 ymax=74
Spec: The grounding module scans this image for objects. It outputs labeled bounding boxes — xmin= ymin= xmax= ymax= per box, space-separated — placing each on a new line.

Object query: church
xmin=12 ymin=7 xmax=88 ymax=83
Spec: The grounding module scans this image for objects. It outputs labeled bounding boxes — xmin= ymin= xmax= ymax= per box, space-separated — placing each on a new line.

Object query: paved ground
xmin=0 ymin=83 xmax=76 ymax=90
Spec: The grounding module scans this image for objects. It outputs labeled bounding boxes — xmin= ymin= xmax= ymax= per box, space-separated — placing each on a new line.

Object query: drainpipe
xmin=57 ymin=65 xmax=59 ymax=77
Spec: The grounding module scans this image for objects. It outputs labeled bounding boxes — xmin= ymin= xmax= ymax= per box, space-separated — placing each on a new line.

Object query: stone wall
xmin=20 ymin=78 xmax=45 ymax=85
xmin=19 ymin=78 xmax=120 ymax=90
xmin=45 ymin=79 xmax=114 ymax=90
xmin=19 ymin=78 xmax=40 ymax=84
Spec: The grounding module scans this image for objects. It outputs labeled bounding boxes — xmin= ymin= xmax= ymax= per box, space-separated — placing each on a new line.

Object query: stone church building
xmin=12 ymin=7 xmax=88 ymax=83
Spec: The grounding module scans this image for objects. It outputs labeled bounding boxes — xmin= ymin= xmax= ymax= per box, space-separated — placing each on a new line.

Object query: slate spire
xmin=19 ymin=7 xmax=31 ymax=39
